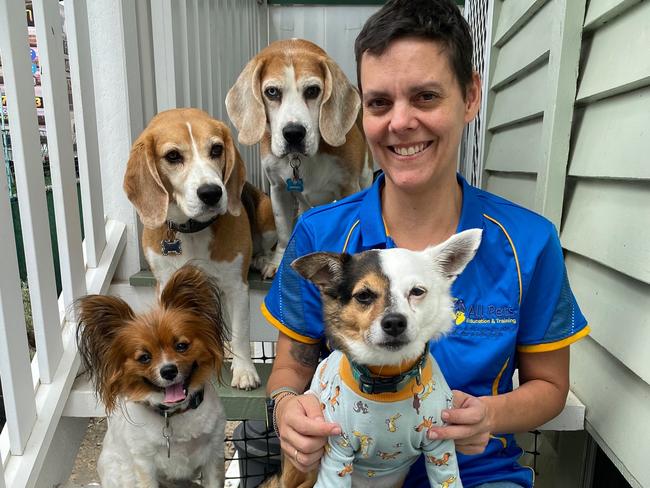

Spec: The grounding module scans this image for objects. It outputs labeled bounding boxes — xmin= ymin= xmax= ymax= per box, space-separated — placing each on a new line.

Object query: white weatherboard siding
xmin=484 ymin=119 xmax=542 ymax=174
xmin=572 ymin=338 xmax=650 ymax=488
xmin=484 ymin=0 xmax=650 ymax=484
xmin=563 ymin=2 xmax=650 ymax=482
xmin=483 ymin=0 xmax=585 ymax=227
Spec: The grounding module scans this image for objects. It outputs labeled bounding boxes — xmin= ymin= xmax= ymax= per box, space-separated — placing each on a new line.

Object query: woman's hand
xmin=427 ymin=390 xmax=492 ymax=455
xmin=276 ymin=392 xmax=342 ymax=471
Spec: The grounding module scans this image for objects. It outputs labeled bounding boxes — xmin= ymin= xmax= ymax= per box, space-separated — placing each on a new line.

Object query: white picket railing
xmin=0 ymin=1 xmax=125 ymax=486
xmin=0 ymin=1 xmax=266 ymax=485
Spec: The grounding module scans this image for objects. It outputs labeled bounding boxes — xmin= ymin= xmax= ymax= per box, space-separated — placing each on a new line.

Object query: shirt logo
xmin=453 ymin=298 xmax=517 ymax=326
xmin=454 ymin=298 xmax=467 ymax=325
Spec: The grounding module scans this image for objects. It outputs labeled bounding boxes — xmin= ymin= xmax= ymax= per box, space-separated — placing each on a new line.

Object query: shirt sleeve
xmin=314 ymin=434 xmax=355 ymax=488
xmin=422 ymin=438 xmax=463 ymax=487
xmin=517 ymin=226 xmax=589 ymax=352
xmin=261 ymin=217 xmax=326 ymax=343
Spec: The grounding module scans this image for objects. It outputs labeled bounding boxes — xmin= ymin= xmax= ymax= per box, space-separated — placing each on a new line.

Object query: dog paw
xmin=260 ymin=261 xmax=278 ymax=280
xmin=230 ymin=359 xmax=261 ymax=390
xmin=252 ymin=255 xmax=278 ymax=280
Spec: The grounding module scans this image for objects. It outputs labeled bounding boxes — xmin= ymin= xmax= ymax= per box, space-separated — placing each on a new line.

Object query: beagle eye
xmin=137 ymin=352 xmax=151 ymax=364
xmin=210 ymin=143 xmax=223 ymax=159
xmin=409 ymin=286 xmax=427 ymax=298
xmin=304 ymin=85 xmax=321 ymax=100
xmin=353 ymin=289 xmax=377 ymax=306
xmin=175 ymin=342 xmax=190 ymax=353
xmin=264 ymin=86 xmax=281 ymax=101
xmin=164 ymin=150 xmax=183 ymax=164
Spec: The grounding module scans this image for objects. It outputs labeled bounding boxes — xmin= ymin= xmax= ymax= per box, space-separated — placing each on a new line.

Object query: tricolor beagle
xmin=123 ymin=108 xmax=276 ymax=390
xmin=226 ymin=39 xmax=373 ymax=277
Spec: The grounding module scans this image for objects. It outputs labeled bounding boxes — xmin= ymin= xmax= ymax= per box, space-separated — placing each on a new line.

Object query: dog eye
xmin=304 ymin=85 xmax=321 ymax=100
xmin=264 ymin=87 xmax=281 ymax=101
xmin=164 ymin=150 xmax=183 ymax=164
xmin=210 ymin=144 xmax=223 ymax=159
xmin=175 ymin=342 xmax=189 ymax=353
xmin=409 ymin=286 xmax=427 ymax=297
xmin=137 ymin=353 xmax=151 ymax=364
xmin=354 ymin=290 xmax=376 ymax=305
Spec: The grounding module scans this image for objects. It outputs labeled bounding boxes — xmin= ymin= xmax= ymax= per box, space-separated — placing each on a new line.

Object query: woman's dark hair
xmin=355 ymin=0 xmax=474 ymax=96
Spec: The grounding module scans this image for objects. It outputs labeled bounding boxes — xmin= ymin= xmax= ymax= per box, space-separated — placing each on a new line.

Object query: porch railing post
xmin=32 ymin=0 xmax=87 ymax=310
xmin=0 ymin=129 xmax=37 ymax=459
xmin=64 ymin=0 xmax=106 ymax=268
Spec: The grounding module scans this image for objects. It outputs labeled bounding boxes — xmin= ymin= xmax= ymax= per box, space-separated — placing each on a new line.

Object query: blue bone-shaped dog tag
xmin=286 ymin=177 xmax=304 ymax=192
xmin=161 ymin=239 xmax=182 ymax=256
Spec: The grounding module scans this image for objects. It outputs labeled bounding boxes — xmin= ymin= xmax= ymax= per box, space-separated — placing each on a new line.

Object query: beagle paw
xmin=260 ymin=261 xmax=278 ymax=280
xmin=230 ymin=358 xmax=261 ymax=390
xmin=252 ymin=254 xmax=277 ymax=280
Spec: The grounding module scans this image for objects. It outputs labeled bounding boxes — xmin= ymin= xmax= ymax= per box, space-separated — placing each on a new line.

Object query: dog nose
xmin=197 ymin=184 xmax=222 ymax=206
xmin=160 ymin=364 xmax=178 ymax=381
xmin=381 ymin=313 xmax=407 ymax=337
xmin=283 ymin=123 xmax=306 ymax=144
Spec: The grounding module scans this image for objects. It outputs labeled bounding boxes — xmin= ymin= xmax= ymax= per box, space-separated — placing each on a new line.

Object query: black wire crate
xmin=225 ymin=419 xmax=281 ymax=488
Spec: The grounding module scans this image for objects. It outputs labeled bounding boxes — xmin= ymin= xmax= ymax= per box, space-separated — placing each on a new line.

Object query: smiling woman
xmin=263 ymin=1 xmax=589 ymax=488
xmin=360 ymin=37 xmax=481 ymax=249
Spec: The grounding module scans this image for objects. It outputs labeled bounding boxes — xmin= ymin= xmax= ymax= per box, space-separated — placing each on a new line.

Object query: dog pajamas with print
xmin=308 ymin=350 xmax=462 ymax=487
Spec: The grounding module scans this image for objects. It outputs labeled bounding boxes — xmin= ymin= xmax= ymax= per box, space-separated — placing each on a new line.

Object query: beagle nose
xmin=283 ymin=123 xmax=306 ymax=144
xmin=160 ymin=364 xmax=178 ymax=381
xmin=197 ymin=184 xmax=222 ymax=206
xmin=381 ymin=313 xmax=407 ymax=337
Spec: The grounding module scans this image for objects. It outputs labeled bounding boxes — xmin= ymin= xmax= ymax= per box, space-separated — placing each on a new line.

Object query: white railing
xmin=0 ymin=1 xmax=125 ymax=486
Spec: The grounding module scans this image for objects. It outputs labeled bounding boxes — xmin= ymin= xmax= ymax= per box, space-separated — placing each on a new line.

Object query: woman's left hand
xmin=426 ymin=390 xmax=492 ymax=455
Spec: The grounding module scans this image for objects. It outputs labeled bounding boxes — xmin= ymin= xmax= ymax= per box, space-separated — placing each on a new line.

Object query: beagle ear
xmin=223 ymin=129 xmax=246 ymax=216
xmin=319 ymin=58 xmax=361 ymax=147
xmin=226 ymin=58 xmax=267 ymax=146
xmin=123 ymin=133 xmax=169 ymax=228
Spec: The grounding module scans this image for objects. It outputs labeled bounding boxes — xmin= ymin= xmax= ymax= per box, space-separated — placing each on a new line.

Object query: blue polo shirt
xmin=262 ymin=173 xmax=589 ymax=488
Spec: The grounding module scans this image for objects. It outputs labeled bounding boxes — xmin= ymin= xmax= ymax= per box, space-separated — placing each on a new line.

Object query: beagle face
xmin=261 ymin=57 xmax=324 ymax=158
xmin=226 ymin=39 xmax=361 ymax=155
xmin=124 ymin=108 xmax=245 ymax=229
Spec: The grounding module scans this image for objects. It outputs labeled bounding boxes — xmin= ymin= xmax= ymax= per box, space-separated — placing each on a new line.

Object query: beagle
xmin=123 ymin=108 xmax=276 ymax=390
xmin=226 ymin=38 xmax=373 ymax=277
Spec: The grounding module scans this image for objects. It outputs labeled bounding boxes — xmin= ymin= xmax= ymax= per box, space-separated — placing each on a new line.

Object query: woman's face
xmin=360 ymin=37 xmax=480 ymax=194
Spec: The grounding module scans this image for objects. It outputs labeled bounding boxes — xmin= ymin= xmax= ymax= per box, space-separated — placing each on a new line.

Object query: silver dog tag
xmin=162 ymin=411 xmax=173 ymax=458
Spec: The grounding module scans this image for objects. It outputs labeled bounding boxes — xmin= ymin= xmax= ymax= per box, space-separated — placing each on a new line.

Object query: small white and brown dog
xmin=124 ymin=108 xmax=276 ymax=390
xmin=226 ymin=38 xmax=373 ymax=277
xmin=287 ymin=229 xmax=482 ymax=488
xmin=76 ymin=265 xmax=227 ymax=488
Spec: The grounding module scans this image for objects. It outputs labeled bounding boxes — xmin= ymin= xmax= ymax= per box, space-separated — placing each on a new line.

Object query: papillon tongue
xmin=163 ymin=382 xmax=186 ymax=404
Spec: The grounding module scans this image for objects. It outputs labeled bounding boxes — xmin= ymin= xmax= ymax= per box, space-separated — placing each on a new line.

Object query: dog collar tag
xmin=162 ymin=411 xmax=173 ymax=458
xmin=161 ymin=238 xmax=182 ymax=256
xmin=161 ymin=225 xmax=182 ymax=256
xmin=286 ymin=177 xmax=304 ymax=192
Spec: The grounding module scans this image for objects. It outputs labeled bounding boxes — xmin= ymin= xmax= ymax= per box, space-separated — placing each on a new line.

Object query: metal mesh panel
xmin=461 ymin=0 xmax=490 ymax=188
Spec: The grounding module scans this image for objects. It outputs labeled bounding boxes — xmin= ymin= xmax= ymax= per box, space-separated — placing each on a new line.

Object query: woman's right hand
xmin=276 ymin=392 xmax=342 ymax=472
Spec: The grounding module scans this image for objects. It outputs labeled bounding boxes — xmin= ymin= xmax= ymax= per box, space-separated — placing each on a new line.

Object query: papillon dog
xmin=285 ymin=229 xmax=482 ymax=488
xmin=76 ymin=265 xmax=228 ymax=488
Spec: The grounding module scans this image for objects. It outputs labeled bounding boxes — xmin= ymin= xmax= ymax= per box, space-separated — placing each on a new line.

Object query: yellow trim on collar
xmin=381 ymin=216 xmax=391 ymax=237
xmin=339 ymin=354 xmax=434 ymax=402
xmin=490 ymin=435 xmax=508 ymax=448
xmin=342 ymin=220 xmax=361 ymax=253
xmin=483 ymin=214 xmax=523 ymax=304
xmin=260 ymin=302 xmax=320 ymax=344
xmin=517 ymin=325 xmax=591 ymax=353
